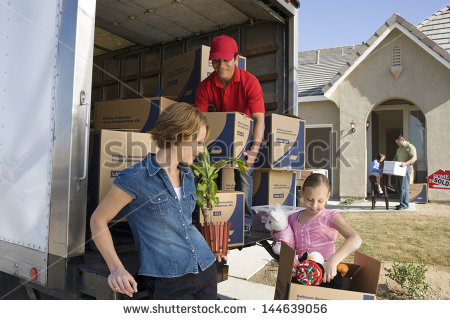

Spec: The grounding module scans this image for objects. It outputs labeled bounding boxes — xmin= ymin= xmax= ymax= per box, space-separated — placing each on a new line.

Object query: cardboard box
xmin=275 ymin=243 xmax=381 ymax=300
xmin=409 ymin=183 xmax=428 ymax=203
xmin=296 ymin=169 xmax=329 ymax=187
xmin=220 ymin=168 xmax=236 ymax=191
xmin=88 ymin=130 xmax=158 ymax=217
xmin=203 ymin=112 xmax=253 ymax=166
xmin=162 ymin=45 xmax=246 ymax=103
xmin=94 ymin=97 xmax=176 ymax=131
xmin=383 ymin=161 xmax=406 ymax=176
xmin=257 ymin=114 xmax=306 ymax=170
xmin=199 ymin=191 xmax=245 ymax=247
xmin=252 ymin=169 xmax=296 ymax=207
xmin=251 ymin=205 xmax=301 ymax=232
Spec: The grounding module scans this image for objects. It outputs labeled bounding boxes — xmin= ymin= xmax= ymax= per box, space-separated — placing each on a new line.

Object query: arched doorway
xmin=366 ymin=99 xmax=427 ymax=192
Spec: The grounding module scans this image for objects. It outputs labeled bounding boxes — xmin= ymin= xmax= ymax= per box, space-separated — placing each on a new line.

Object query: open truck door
xmin=0 ymin=0 xmax=95 ymax=297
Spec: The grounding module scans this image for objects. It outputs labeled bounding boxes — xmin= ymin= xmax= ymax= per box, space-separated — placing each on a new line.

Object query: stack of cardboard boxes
xmin=217 ymin=112 xmax=308 ymax=230
xmin=253 ymin=113 xmax=306 ymax=208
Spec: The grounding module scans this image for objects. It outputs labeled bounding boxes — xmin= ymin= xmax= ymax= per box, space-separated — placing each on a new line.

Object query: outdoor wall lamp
xmin=351 ymin=120 xmax=356 ymax=133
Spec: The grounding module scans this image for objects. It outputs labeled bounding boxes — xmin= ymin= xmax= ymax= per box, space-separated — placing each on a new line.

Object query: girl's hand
xmin=322 ymin=259 xmax=338 ymax=283
xmin=108 ymin=267 xmax=138 ymax=297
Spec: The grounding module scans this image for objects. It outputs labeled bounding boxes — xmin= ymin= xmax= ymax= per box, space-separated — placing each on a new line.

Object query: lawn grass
xmin=336 ymin=211 xmax=450 ymax=266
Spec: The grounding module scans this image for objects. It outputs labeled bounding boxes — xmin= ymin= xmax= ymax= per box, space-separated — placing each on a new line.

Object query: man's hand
xmin=242 ymin=150 xmax=258 ymax=171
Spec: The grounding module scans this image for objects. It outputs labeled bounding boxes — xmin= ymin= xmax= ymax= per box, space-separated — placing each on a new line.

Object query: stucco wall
xmin=297 ymin=100 xmax=340 ymax=197
xmin=327 ymin=28 xmax=450 ymax=201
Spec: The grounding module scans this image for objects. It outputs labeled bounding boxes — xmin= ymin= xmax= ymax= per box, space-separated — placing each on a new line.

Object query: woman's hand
xmin=216 ymin=255 xmax=228 ymax=263
xmin=108 ymin=267 xmax=138 ymax=297
xmin=322 ymin=259 xmax=338 ymax=283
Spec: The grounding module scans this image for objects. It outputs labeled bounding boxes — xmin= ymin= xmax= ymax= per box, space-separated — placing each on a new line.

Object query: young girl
xmin=90 ymin=103 xmax=221 ymax=299
xmin=290 ymin=174 xmax=362 ymax=283
xmin=369 ymin=152 xmax=386 ymax=194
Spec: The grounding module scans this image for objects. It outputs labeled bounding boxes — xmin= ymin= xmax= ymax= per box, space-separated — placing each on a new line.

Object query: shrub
xmin=384 ymin=262 xmax=430 ymax=299
xmin=342 ymin=197 xmax=356 ymax=205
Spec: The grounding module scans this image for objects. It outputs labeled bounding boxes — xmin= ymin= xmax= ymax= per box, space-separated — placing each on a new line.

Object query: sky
xmin=298 ymin=0 xmax=450 ymax=51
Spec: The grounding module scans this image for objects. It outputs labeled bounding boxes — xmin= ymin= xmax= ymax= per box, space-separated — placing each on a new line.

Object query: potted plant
xmin=190 ymin=145 xmax=247 ymax=255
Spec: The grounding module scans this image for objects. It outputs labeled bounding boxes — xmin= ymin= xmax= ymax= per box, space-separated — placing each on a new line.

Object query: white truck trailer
xmin=0 ymin=0 xmax=299 ymax=299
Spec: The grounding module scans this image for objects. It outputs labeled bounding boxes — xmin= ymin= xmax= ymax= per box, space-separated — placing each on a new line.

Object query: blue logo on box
xmin=273 ymin=193 xmax=284 ymax=198
xmin=213 ymin=211 xmax=221 ymax=216
xmin=276 ymin=138 xmax=289 ymax=144
xmin=110 ymin=171 xmax=121 ymax=178
xmin=237 ymin=131 xmax=244 ymax=137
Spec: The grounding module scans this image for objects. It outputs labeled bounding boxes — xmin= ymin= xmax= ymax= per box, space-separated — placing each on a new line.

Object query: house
xmin=297 ymin=6 xmax=450 ymax=202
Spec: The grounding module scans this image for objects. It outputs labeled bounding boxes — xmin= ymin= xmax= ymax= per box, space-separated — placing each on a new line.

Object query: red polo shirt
xmin=195 ymin=66 xmax=265 ymax=118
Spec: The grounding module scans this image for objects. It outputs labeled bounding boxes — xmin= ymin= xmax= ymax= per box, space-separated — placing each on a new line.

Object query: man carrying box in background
xmin=195 ymin=35 xmax=265 ymax=231
xmin=393 ymin=135 xmax=417 ymax=210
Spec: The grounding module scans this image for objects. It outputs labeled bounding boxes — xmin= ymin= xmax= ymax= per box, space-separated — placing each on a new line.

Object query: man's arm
xmin=401 ymin=154 xmax=417 ymax=167
xmin=243 ymin=112 xmax=264 ymax=170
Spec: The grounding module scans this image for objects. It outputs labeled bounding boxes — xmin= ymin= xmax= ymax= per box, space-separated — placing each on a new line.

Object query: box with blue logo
xmin=199 ymin=191 xmax=245 ymax=247
xmin=162 ymin=45 xmax=246 ymax=104
xmin=94 ymin=97 xmax=176 ymax=132
xmin=252 ymin=169 xmax=296 ymax=207
xmin=256 ymin=114 xmax=306 ymax=170
xmin=88 ymin=130 xmax=158 ymax=216
xmin=275 ymin=243 xmax=381 ymax=300
xmin=409 ymin=183 xmax=428 ymax=203
xmin=203 ymin=112 xmax=253 ymax=167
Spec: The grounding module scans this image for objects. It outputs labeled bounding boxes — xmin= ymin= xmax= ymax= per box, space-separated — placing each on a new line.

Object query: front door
xmin=367 ymin=103 xmax=427 ymax=193
xmin=305 ymin=126 xmax=333 ymax=195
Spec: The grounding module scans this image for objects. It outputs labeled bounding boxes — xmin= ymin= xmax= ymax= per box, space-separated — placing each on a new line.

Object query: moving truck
xmin=0 ymin=0 xmax=299 ymax=299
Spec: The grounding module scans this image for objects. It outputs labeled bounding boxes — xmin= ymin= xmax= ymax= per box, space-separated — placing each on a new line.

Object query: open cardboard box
xmin=275 ymin=243 xmax=381 ymax=300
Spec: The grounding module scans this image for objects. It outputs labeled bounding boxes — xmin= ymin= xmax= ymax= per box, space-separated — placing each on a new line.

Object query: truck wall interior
xmin=91 ymin=22 xmax=287 ymax=116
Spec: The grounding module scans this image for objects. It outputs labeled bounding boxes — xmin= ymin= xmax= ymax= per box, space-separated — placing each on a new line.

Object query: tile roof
xmin=298 ymin=6 xmax=450 ymax=97
xmin=298 ymin=45 xmax=363 ymax=96
xmin=417 ymin=5 xmax=450 ymax=54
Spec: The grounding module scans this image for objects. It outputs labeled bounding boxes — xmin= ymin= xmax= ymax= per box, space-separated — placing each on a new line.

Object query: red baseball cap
xmin=209 ymin=35 xmax=238 ymax=61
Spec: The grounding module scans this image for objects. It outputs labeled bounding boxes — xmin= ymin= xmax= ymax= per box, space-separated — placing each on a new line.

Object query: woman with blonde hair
xmin=90 ymin=102 xmax=221 ymax=299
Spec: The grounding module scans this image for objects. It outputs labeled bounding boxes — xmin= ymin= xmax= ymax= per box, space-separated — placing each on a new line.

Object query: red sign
xmin=428 ymin=169 xmax=450 ymax=189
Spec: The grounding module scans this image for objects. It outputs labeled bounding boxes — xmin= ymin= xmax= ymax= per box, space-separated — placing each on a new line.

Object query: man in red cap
xmin=195 ymin=35 xmax=265 ymax=230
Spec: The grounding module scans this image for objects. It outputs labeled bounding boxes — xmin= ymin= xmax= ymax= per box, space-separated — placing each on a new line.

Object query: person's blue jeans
xmin=235 ymin=166 xmax=255 ymax=227
xmin=397 ymin=165 xmax=412 ymax=208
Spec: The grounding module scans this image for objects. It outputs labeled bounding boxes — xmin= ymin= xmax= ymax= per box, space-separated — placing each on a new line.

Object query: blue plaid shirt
xmin=114 ymin=153 xmax=215 ymax=278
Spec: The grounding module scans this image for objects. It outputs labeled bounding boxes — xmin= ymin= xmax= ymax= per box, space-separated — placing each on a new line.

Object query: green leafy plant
xmin=190 ymin=145 xmax=247 ymax=222
xmin=384 ymin=262 xmax=430 ymax=299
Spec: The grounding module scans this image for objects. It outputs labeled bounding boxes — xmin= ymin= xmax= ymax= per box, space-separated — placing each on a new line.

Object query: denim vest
xmin=113 ymin=153 xmax=215 ymax=278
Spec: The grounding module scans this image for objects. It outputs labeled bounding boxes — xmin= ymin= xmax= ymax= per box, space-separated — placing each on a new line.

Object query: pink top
xmin=288 ymin=209 xmax=339 ymax=260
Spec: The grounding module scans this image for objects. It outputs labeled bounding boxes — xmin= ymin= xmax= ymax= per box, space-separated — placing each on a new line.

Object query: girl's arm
xmin=90 ymin=185 xmax=137 ymax=297
xmin=323 ymin=215 xmax=362 ymax=283
xmin=370 ymin=160 xmax=382 ymax=173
